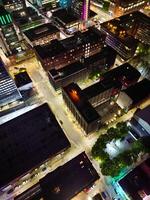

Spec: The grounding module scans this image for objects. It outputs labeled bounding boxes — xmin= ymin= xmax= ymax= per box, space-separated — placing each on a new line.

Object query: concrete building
xmin=52 ymin=8 xmax=79 ymax=32
xmin=119 ymin=158 xmax=150 ymax=200
xmin=48 ymin=61 xmax=88 ymax=90
xmin=23 ymin=23 xmax=60 ymax=47
xmin=128 ymin=105 xmax=150 ymax=139
xmin=14 ymin=152 xmax=99 ymax=200
xmin=35 ymin=27 xmax=105 ymax=71
xmin=101 ymin=16 xmax=138 ymax=60
xmin=116 ymin=79 xmax=150 ymax=111
xmin=62 ymin=79 xmax=121 ymax=133
xmin=48 ymin=46 xmax=116 ymax=90
xmin=0 ymin=103 xmax=70 ymax=190
xmin=101 ymin=63 xmax=141 ymax=88
xmin=14 ymin=71 xmax=33 ymax=95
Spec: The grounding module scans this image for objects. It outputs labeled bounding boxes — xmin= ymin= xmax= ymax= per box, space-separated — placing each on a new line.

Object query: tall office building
xmin=0 ymin=6 xmax=20 ymax=55
xmin=71 ymin=0 xmax=90 ymax=21
xmin=0 ymin=60 xmax=22 ymax=107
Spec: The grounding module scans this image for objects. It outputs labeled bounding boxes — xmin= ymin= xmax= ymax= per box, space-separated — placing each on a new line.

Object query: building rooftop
xmin=134 ymin=105 xmax=150 ymax=125
xmin=102 ymin=63 xmax=141 ymax=84
xmin=14 ymin=71 xmax=32 ymax=88
xmin=35 ymin=27 xmax=105 ymax=60
xmin=124 ymin=79 xmax=150 ymax=105
xmin=40 ymin=152 xmax=100 ymax=200
xmin=61 ymin=27 xmax=105 ymax=50
xmin=119 ymin=158 xmax=150 ymax=200
xmin=53 ymin=8 xmax=78 ymax=25
xmin=35 ymin=39 xmax=65 ymax=59
xmin=0 ymin=103 xmax=70 ymax=188
xmin=49 ymin=61 xmax=86 ymax=81
xmin=63 ymin=83 xmax=100 ymax=123
xmin=23 ymin=23 xmax=59 ymax=42
xmin=83 ymin=79 xmax=121 ymax=100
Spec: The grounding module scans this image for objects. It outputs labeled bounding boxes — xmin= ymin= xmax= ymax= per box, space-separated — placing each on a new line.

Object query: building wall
xmin=42 ymin=41 xmax=102 ymax=71
xmin=89 ymin=88 xmax=114 ymax=107
xmin=48 ymin=67 xmax=88 ymax=90
xmin=62 ymin=89 xmax=100 ymax=133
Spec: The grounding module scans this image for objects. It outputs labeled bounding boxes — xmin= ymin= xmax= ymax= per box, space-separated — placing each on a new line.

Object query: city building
xmin=23 ymin=23 xmax=60 ymax=47
xmin=119 ymin=158 xmax=150 ymax=200
xmin=101 ymin=16 xmax=138 ymax=60
xmin=71 ymin=0 xmax=90 ymax=21
xmin=109 ymin=0 xmax=148 ymax=17
xmin=130 ymin=12 xmax=150 ymax=45
xmin=35 ymin=27 xmax=105 ymax=71
xmin=0 ymin=103 xmax=70 ymax=189
xmin=101 ymin=63 xmax=141 ymax=88
xmin=128 ymin=105 xmax=150 ymax=139
xmin=40 ymin=152 xmax=99 ymax=200
xmin=52 ymin=8 xmax=79 ymax=32
xmin=84 ymin=45 xmax=117 ymax=71
xmin=0 ymin=6 xmax=20 ymax=55
xmin=14 ymin=71 xmax=33 ymax=92
xmin=14 ymin=152 xmax=99 ymax=200
xmin=62 ymin=83 xmax=101 ymax=133
xmin=48 ymin=61 xmax=88 ymax=90
xmin=116 ymin=79 xmax=150 ymax=111
xmin=48 ymin=46 xmax=116 ymax=90
xmin=62 ymin=79 xmax=121 ymax=133
xmin=0 ymin=60 xmax=22 ymax=108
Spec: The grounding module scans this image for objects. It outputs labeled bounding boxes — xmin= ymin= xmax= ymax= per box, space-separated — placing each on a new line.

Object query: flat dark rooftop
xmin=83 ymin=79 xmax=121 ymax=100
xmin=35 ymin=39 xmax=65 ymax=59
xmin=124 ymin=79 xmax=150 ymax=104
xmin=53 ymin=8 xmax=78 ymax=25
xmin=49 ymin=61 xmax=86 ymax=81
xmin=23 ymin=23 xmax=59 ymax=41
xmin=61 ymin=27 xmax=105 ymax=50
xmin=63 ymin=83 xmax=100 ymax=124
xmin=15 ymin=71 xmax=32 ymax=88
xmin=102 ymin=63 xmax=141 ymax=82
xmin=0 ymin=103 xmax=70 ymax=188
xmin=119 ymin=158 xmax=150 ymax=200
xmin=40 ymin=152 xmax=100 ymax=200
xmin=101 ymin=17 xmax=138 ymax=47
xmin=35 ymin=27 xmax=105 ymax=59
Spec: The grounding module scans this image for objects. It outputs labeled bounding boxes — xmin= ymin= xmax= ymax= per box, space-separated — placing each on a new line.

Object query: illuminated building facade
xmin=71 ymin=0 xmax=90 ymax=21
xmin=62 ymin=80 xmax=121 ymax=133
xmin=0 ymin=60 xmax=22 ymax=107
xmin=109 ymin=0 xmax=148 ymax=17
xmin=0 ymin=6 xmax=20 ymax=55
xmin=35 ymin=27 xmax=105 ymax=71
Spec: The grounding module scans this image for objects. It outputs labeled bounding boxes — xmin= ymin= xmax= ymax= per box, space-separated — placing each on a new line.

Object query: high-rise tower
xmin=71 ymin=0 xmax=90 ymax=21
